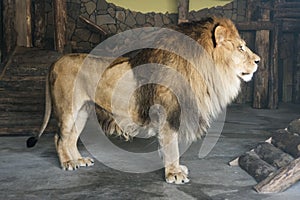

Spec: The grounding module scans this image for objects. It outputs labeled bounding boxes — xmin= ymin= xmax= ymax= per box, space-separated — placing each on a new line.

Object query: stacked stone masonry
xmin=43 ymin=0 xmax=247 ymax=52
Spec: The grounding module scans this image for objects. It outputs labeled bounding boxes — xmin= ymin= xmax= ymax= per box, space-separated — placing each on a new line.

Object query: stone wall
xmin=43 ymin=0 xmax=248 ymax=52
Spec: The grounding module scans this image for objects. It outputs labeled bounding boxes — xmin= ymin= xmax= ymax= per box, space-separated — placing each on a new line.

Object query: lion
xmin=27 ymin=17 xmax=260 ymax=184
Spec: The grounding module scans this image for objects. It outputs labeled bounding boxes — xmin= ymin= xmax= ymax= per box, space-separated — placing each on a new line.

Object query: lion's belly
xmin=94 ymin=61 xmax=143 ymax=124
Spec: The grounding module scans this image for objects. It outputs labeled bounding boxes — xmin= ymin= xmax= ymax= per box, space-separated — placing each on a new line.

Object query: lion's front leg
xmin=159 ymin=124 xmax=189 ymax=184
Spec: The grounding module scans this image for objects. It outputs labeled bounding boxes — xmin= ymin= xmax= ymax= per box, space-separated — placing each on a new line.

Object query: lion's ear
xmin=214 ymin=25 xmax=228 ymax=46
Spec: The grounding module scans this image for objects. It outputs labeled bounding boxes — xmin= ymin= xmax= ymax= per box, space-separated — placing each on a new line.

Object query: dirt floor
xmin=1 ymin=103 xmax=300 ymax=200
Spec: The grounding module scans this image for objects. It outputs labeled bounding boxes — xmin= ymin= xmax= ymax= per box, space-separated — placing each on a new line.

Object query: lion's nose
xmin=254 ymin=57 xmax=260 ymax=64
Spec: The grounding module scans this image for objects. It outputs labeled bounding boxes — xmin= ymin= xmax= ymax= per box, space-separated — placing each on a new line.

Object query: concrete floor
xmin=1 ymin=103 xmax=300 ymax=200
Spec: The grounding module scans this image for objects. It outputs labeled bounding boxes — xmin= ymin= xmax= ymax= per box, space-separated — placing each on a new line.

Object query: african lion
xmin=27 ymin=17 xmax=260 ymax=184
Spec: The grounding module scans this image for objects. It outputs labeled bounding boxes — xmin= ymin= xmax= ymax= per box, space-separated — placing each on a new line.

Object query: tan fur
xmin=36 ymin=17 xmax=260 ymax=184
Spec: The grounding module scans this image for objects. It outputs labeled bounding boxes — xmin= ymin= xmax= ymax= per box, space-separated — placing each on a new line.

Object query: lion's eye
xmin=238 ymin=45 xmax=245 ymax=52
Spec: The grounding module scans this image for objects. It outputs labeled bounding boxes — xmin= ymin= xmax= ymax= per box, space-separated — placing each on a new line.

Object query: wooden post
xmin=253 ymin=4 xmax=270 ymax=109
xmin=0 ymin=0 xmax=3 ymax=62
xmin=268 ymin=23 xmax=279 ymax=108
xmin=3 ymin=0 xmax=17 ymax=57
xmin=33 ymin=0 xmax=46 ymax=48
xmin=25 ymin=0 xmax=32 ymax=47
xmin=293 ymin=33 xmax=300 ymax=103
xmin=15 ymin=0 xmax=32 ymax=47
xmin=53 ymin=0 xmax=67 ymax=53
xmin=178 ymin=0 xmax=189 ymax=24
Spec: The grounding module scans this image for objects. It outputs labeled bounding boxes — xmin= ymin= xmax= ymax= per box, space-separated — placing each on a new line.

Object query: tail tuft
xmin=27 ymin=137 xmax=38 ymax=148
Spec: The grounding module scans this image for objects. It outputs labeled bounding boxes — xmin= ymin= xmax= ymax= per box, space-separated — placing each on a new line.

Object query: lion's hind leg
xmin=55 ymin=104 xmax=94 ymax=170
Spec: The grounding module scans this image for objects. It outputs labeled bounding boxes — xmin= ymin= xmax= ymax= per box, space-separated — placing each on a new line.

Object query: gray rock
xmin=136 ymin=12 xmax=146 ymax=25
xmin=162 ymin=15 xmax=170 ymax=25
xmin=75 ymin=28 xmax=91 ymax=41
xmin=116 ymin=11 xmax=125 ymax=22
xmin=154 ymin=14 xmax=163 ymax=27
xmin=108 ymin=24 xmax=117 ymax=34
xmin=85 ymin=1 xmax=96 ymax=15
xmin=97 ymin=0 xmax=108 ymax=11
xmin=108 ymin=7 xmax=116 ymax=17
xmin=96 ymin=14 xmax=116 ymax=25
xmin=288 ymin=119 xmax=300 ymax=135
xmin=89 ymin=33 xmax=101 ymax=44
xmin=125 ymin=12 xmax=136 ymax=27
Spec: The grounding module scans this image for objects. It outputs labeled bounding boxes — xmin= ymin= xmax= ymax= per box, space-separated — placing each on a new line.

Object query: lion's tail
xmin=27 ymin=74 xmax=52 ymax=148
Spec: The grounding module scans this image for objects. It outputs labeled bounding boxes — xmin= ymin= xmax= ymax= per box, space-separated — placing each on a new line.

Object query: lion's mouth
xmin=239 ymin=72 xmax=253 ymax=82
xmin=241 ymin=72 xmax=250 ymax=76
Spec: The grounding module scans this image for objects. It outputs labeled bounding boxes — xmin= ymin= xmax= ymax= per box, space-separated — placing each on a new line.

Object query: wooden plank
xmin=53 ymin=0 xmax=67 ymax=53
xmin=253 ymin=5 xmax=270 ymax=109
xmin=253 ymin=29 xmax=270 ymax=108
xmin=268 ymin=23 xmax=279 ymax=109
xmin=0 ymin=0 xmax=3 ymax=63
xmin=276 ymin=2 xmax=300 ymax=9
xmin=293 ymin=33 xmax=300 ymax=103
xmin=236 ymin=21 xmax=274 ymax=31
xmin=15 ymin=0 xmax=32 ymax=47
xmin=254 ymin=157 xmax=300 ymax=193
xmin=79 ymin=15 xmax=107 ymax=35
xmin=178 ymin=0 xmax=189 ymax=24
xmin=26 ymin=0 xmax=32 ymax=47
xmin=33 ymin=0 xmax=46 ymax=48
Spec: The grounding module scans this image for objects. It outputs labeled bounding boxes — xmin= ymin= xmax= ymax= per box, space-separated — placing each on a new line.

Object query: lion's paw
xmin=62 ymin=160 xmax=80 ymax=171
xmin=77 ymin=157 xmax=94 ymax=167
xmin=165 ymin=165 xmax=190 ymax=184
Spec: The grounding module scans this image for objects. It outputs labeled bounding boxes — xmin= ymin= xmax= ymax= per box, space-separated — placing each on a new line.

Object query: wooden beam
xmin=268 ymin=23 xmax=279 ymax=109
xmin=26 ymin=0 xmax=32 ymax=47
xmin=254 ymin=157 xmax=300 ymax=193
xmin=15 ymin=0 xmax=32 ymax=47
xmin=178 ymin=0 xmax=189 ymax=24
xmin=0 ymin=0 xmax=3 ymax=63
xmin=79 ymin=15 xmax=107 ymax=35
xmin=253 ymin=4 xmax=271 ymax=109
xmin=33 ymin=0 xmax=46 ymax=48
xmin=53 ymin=0 xmax=67 ymax=53
xmin=236 ymin=22 xmax=274 ymax=31
xmin=293 ymin=33 xmax=300 ymax=103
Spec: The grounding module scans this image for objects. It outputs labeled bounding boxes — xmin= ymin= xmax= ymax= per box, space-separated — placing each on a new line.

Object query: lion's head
xmin=195 ymin=17 xmax=260 ymax=82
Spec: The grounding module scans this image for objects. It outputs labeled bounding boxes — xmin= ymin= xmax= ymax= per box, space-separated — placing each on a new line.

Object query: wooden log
xmin=79 ymin=15 xmax=107 ymax=35
xmin=0 ymin=1 xmax=3 ymax=63
xmin=2 ymin=0 xmax=17 ymax=57
xmin=239 ymin=151 xmax=276 ymax=182
xmin=268 ymin=22 xmax=279 ymax=109
xmin=254 ymin=157 xmax=300 ymax=193
xmin=252 ymin=3 xmax=270 ymax=109
xmin=33 ymin=0 xmax=46 ymax=48
xmin=178 ymin=0 xmax=189 ymax=24
xmin=53 ymin=0 xmax=67 ymax=53
xmin=254 ymin=142 xmax=294 ymax=168
xmin=271 ymin=129 xmax=300 ymax=158
xmin=25 ymin=0 xmax=32 ymax=47
xmin=293 ymin=33 xmax=300 ymax=103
